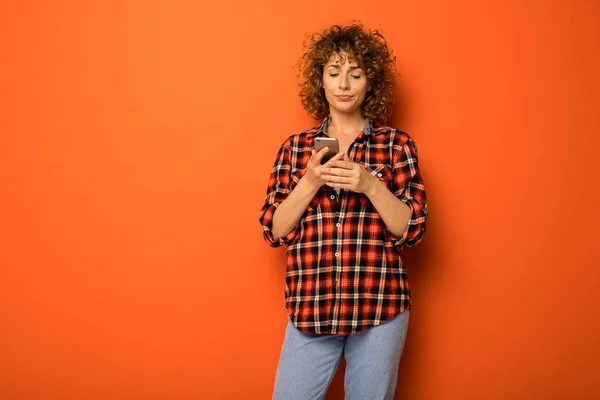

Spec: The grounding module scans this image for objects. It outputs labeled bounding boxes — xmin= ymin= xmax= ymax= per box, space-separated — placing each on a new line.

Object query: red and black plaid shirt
xmin=259 ymin=119 xmax=428 ymax=335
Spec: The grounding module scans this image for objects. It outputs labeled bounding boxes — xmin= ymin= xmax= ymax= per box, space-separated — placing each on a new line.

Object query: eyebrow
xmin=326 ymin=64 xmax=363 ymax=70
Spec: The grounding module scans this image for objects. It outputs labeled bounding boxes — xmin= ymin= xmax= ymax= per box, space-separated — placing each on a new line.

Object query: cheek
xmin=359 ymin=82 xmax=369 ymax=97
xmin=323 ymin=89 xmax=334 ymax=104
xmin=322 ymin=75 xmax=335 ymax=89
xmin=357 ymin=88 xmax=368 ymax=103
xmin=353 ymin=80 xmax=367 ymax=98
xmin=321 ymin=80 xmax=333 ymax=96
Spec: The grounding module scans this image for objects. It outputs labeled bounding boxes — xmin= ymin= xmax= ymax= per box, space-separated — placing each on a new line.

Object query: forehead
xmin=325 ymin=52 xmax=360 ymax=67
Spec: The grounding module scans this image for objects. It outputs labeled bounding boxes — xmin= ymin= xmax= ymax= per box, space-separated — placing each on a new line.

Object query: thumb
xmin=313 ymin=146 xmax=329 ymax=164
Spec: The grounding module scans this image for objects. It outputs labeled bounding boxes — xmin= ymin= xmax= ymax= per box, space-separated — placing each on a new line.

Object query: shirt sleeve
xmin=258 ymin=144 xmax=300 ymax=247
xmin=387 ymin=137 xmax=428 ymax=248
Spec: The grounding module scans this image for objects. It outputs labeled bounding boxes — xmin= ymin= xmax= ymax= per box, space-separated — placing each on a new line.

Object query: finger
xmin=313 ymin=146 xmax=329 ymax=163
xmin=323 ymin=152 xmax=344 ymax=166
xmin=328 ymin=160 xmax=355 ymax=170
xmin=321 ymin=167 xmax=352 ymax=177
xmin=342 ymin=153 xmax=350 ymax=162
xmin=318 ymin=146 xmax=330 ymax=155
xmin=324 ymin=175 xmax=353 ymax=184
xmin=325 ymin=182 xmax=355 ymax=190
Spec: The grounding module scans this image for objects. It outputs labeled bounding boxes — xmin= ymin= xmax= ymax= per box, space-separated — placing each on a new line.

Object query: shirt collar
xmin=308 ymin=117 xmax=377 ymax=138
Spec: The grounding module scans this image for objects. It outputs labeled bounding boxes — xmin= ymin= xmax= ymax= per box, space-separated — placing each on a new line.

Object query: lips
xmin=336 ymin=95 xmax=353 ymax=101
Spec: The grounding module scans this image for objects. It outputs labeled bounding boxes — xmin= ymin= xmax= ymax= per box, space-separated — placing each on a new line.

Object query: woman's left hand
xmin=320 ymin=154 xmax=377 ymax=195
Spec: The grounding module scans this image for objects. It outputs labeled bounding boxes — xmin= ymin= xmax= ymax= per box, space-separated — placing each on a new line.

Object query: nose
xmin=339 ymin=74 xmax=349 ymax=90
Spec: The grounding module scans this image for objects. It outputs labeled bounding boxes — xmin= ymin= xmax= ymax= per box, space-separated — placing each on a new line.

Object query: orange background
xmin=1 ymin=1 xmax=599 ymax=399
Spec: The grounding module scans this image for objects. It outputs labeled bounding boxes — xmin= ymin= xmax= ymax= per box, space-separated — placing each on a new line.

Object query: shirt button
xmin=377 ymin=173 xmax=383 ymax=177
xmin=335 ymin=252 xmax=340 ymax=257
xmin=330 ymin=195 xmax=335 ymax=199
xmin=336 ymin=223 xmax=341 ymax=228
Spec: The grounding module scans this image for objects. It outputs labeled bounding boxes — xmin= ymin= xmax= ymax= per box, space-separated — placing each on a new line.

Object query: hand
xmin=320 ymin=154 xmax=377 ymax=195
xmin=303 ymin=147 xmax=345 ymax=191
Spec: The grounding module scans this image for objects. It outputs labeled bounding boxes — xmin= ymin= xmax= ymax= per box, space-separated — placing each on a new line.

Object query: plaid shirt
xmin=259 ymin=119 xmax=428 ymax=335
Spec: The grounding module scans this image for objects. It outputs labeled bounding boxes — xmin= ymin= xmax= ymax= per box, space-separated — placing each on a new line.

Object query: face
xmin=322 ymin=52 xmax=369 ymax=117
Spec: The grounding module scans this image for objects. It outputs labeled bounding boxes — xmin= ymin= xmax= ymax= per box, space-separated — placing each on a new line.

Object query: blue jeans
xmin=272 ymin=310 xmax=410 ymax=400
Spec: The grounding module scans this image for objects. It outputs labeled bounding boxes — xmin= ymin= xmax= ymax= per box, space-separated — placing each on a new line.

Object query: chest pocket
xmin=359 ymin=164 xmax=395 ymax=208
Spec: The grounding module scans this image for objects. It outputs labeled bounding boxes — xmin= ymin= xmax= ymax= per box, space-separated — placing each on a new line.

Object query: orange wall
xmin=1 ymin=1 xmax=599 ymax=399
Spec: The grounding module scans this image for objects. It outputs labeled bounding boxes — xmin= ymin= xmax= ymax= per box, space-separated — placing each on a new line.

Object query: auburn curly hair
xmin=297 ymin=23 xmax=398 ymax=123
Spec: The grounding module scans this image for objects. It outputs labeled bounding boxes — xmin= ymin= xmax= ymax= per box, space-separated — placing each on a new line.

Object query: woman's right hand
xmin=270 ymin=147 xmax=344 ymax=241
xmin=302 ymin=147 xmax=345 ymax=191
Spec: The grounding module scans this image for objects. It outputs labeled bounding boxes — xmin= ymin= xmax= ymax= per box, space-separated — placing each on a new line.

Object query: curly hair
xmin=297 ymin=23 xmax=398 ymax=123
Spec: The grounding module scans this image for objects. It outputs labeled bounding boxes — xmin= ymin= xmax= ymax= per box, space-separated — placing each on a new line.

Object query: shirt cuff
xmin=260 ymin=203 xmax=298 ymax=247
xmin=386 ymin=198 xmax=414 ymax=247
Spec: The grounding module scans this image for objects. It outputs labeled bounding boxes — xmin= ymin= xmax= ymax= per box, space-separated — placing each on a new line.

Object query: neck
xmin=327 ymin=110 xmax=365 ymax=136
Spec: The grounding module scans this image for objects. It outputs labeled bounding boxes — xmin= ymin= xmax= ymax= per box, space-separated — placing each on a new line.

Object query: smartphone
xmin=314 ymin=137 xmax=340 ymax=164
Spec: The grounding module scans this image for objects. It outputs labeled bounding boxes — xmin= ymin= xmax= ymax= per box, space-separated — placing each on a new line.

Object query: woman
xmin=259 ymin=23 xmax=428 ymax=400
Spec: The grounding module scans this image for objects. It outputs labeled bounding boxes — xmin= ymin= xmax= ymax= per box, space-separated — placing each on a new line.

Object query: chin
xmin=333 ymin=105 xmax=360 ymax=114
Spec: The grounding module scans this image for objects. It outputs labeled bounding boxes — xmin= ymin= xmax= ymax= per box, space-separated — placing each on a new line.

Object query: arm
xmin=365 ymin=178 xmax=413 ymax=239
xmin=271 ymin=177 xmax=320 ymax=241
xmin=259 ymin=144 xmax=342 ymax=247
xmin=366 ymin=139 xmax=428 ymax=246
xmin=377 ymin=138 xmax=428 ymax=247
xmin=322 ymin=138 xmax=428 ymax=247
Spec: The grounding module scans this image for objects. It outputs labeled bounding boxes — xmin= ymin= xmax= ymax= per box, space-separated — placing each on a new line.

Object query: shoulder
xmin=279 ymin=124 xmax=321 ymax=150
xmin=371 ymin=125 xmax=418 ymax=151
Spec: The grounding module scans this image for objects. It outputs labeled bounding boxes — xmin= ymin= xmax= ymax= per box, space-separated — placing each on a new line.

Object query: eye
xmin=329 ymin=73 xmax=339 ymax=77
xmin=351 ymin=75 xmax=362 ymax=79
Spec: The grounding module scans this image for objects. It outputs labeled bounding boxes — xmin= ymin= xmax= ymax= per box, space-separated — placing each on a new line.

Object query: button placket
xmin=331 ymin=204 xmax=344 ymax=329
